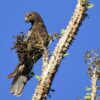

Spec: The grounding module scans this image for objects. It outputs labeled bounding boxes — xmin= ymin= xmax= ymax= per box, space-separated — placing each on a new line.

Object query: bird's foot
xmin=26 ymin=72 xmax=35 ymax=80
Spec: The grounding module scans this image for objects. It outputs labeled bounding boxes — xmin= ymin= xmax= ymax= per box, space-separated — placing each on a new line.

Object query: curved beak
xmin=25 ymin=17 xmax=29 ymax=23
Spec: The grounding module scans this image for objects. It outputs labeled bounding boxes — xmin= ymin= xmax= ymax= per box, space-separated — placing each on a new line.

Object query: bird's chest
xmin=28 ymin=27 xmax=43 ymax=49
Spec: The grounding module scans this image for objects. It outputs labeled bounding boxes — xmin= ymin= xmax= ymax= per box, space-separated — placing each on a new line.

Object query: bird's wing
xmin=10 ymin=51 xmax=42 ymax=96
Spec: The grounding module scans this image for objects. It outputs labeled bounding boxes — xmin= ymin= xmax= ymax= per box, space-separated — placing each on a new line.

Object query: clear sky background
xmin=0 ymin=0 xmax=99 ymax=100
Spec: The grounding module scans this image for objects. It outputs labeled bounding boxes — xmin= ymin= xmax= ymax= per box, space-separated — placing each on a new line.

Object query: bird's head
xmin=25 ymin=12 xmax=43 ymax=24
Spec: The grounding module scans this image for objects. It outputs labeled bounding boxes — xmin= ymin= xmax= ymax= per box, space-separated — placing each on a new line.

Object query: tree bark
xmin=32 ymin=0 xmax=88 ymax=100
xmin=91 ymin=68 xmax=98 ymax=100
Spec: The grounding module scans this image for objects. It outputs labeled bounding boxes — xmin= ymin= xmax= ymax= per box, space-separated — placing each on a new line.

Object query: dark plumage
xmin=8 ymin=12 xmax=50 ymax=96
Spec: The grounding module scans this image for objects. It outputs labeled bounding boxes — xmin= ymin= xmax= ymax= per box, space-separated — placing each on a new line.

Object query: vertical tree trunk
xmin=32 ymin=0 xmax=88 ymax=100
xmin=91 ymin=68 xmax=98 ymax=100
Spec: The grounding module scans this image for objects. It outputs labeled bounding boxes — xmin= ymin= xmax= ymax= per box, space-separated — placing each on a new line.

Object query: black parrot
xmin=8 ymin=12 xmax=50 ymax=96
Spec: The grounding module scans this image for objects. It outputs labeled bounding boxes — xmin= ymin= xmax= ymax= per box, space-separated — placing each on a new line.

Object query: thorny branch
xmin=85 ymin=50 xmax=100 ymax=100
xmin=32 ymin=0 xmax=89 ymax=100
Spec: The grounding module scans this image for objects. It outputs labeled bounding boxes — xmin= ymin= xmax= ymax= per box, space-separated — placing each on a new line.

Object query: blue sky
xmin=0 ymin=0 xmax=99 ymax=100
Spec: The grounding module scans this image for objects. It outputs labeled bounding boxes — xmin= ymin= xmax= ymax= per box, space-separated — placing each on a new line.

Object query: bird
xmin=8 ymin=12 xmax=50 ymax=96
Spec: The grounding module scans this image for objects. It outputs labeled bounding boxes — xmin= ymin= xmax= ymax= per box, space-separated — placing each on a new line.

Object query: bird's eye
xmin=29 ymin=14 xmax=32 ymax=16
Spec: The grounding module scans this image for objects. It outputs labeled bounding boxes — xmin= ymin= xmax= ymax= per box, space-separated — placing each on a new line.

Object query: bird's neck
xmin=32 ymin=21 xmax=45 ymax=28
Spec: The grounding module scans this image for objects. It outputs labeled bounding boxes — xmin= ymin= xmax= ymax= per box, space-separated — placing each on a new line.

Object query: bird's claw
xmin=26 ymin=72 xmax=35 ymax=80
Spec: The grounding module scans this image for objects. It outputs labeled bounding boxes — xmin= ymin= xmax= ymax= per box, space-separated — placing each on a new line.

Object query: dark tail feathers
xmin=10 ymin=73 xmax=28 ymax=96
